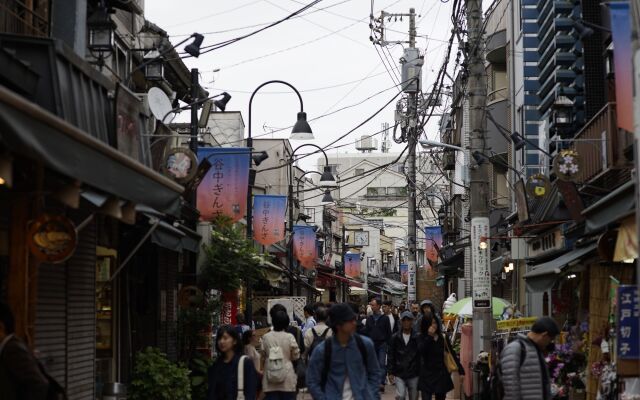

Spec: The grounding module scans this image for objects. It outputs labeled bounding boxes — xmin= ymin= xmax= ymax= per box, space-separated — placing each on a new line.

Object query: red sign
xmin=221 ymin=291 xmax=238 ymax=326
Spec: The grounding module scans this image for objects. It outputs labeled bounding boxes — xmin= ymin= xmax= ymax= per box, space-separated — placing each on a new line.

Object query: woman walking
xmin=418 ymin=316 xmax=463 ymax=400
xmin=261 ymin=310 xmax=300 ymax=400
xmin=208 ymin=325 xmax=258 ymax=400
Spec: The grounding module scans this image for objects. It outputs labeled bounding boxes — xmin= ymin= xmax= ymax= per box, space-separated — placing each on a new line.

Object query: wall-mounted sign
xmin=345 ymin=252 xmax=360 ymax=278
xmin=28 ymin=214 xmax=77 ymax=264
xmin=553 ymin=149 xmax=581 ymax=182
xmin=471 ymin=217 xmax=491 ymax=309
xmin=162 ymin=147 xmax=198 ymax=183
xmin=526 ymin=173 xmax=550 ymax=198
xmin=617 ymin=285 xmax=639 ymax=360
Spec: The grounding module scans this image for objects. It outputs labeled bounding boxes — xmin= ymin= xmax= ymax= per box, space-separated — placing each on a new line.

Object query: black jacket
xmin=207 ymin=353 xmax=258 ymax=400
xmin=417 ymin=334 xmax=463 ymax=394
xmin=363 ymin=314 xmax=392 ymax=347
xmin=387 ymin=331 xmax=420 ymax=379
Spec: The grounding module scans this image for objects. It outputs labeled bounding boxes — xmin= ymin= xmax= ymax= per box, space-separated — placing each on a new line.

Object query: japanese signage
xmin=408 ymin=261 xmax=416 ymax=302
xmin=345 ymin=253 xmax=361 ymax=279
xmin=471 ymin=217 xmax=491 ymax=308
xmin=221 ymin=290 xmax=239 ymax=326
xmin=609 ymin=2 xmax=633 ymax=132
xmin=496 ymin=317 xmax=537 ymax=331
xmin=425 ymin=226 xmax=443 ymax=266
xmin=252 ymin=195 xmax=287 ymax=246
xmin=400 ymin=263 xmax=408 ymax=284
xmin=617 ymin=285 xmax=639 ymax=360
xmin=28 ymin=213 xmax=78 ymax=264
xmin=197 ymin=148 xmax=250 ymax=222
xmin=293 ymin=225 xmax=316 ymax=269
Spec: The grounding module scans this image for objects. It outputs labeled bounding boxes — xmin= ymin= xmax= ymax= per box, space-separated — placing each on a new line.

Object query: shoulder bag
xmin=442 ymin=335 xmax=458 ymax=373
xmin=237 ymin=355 xmax=247 ymax=400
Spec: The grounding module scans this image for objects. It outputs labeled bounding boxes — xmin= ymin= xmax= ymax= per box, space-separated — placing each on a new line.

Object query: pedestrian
xmin=303 ymin=306 xmax=332 ymax=360
xmin=242 ymin=330 xmax=262 ymax=373
xmin=501 ymin=316 xmax=559 ymax=400
xmin=363 ymin=297 xmax=393 ymax=393
xmin=208 ymin=325 xmax=258 ymax=400
xmin=387 ymin=311 xmax=420 ymax=400
xmin=302 ymin=305 xmax=316 ymax=335
xmin=410 ymin=301 xmax=420 ymax=318
xmin=413 ymin=300 xmax=437 ymax=335
xmin=399 ymin=302 xmax=407 ymax=313
xmin=261 ymin=310 xmax=300 ymax=400
xmin=382 ymin=300 xmax=398 ymax=334
xmin=0 ymin=302 xmax=51 ymax=400
xmin=269 ymin=304 xmax=305 ymax=355
xmin=306 ymin=303 xmax=382 ymax=400
xmin=236 ymin=313 xmax=251 ymax=335
xmin=417 ymin=315 xmax=463 ymax=400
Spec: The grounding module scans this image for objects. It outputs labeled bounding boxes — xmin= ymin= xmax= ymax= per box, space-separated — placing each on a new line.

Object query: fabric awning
xmin=524 ymin=244 xmax=597 ymax=292
xmin=151 ymin=219 xmax=185 ymax=252
xmin=177 ymin=224 xmax=202 ymax=253
xmin=0 ymin=85 xmax=184 ymax=216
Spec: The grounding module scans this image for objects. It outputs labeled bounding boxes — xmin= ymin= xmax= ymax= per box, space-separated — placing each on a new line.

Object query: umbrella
xmin=444 ymin=297 xmax=511 ymax=319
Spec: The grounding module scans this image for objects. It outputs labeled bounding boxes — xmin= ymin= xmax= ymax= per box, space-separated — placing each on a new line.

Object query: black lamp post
xmin=87 ymin=1 xmax=115 ymax=53
xmin=245 ymin=80 xmax=312 ymax=318
xmin=286 ymin=144 xmax=337 ymax=296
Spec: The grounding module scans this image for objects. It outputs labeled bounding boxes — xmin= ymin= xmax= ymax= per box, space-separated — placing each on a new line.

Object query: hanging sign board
xmin=252 ymin=195 xmax=287 ymax=246
xmin=471 ymin=217 xmax=491 ymax=308
xmin=28 ymin=213 xmax=77 ymax=264
xmin=617 ymin=285 xmax=639 ymax=360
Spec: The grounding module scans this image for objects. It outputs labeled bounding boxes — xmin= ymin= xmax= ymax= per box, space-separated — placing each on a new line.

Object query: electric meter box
xmin=401 ymin=48 xmax=423 ymax=93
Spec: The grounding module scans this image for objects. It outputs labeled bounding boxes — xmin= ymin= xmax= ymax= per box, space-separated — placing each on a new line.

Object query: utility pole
xmin=341 ymin=224 xmax=347 ymax=301
xmin=465 ymin=0 xmax=493 ymax=364
xmin=189 ymin=68 xmax=199 ymax=215
xmin=632 ymin=0 xmax=640 ymax=296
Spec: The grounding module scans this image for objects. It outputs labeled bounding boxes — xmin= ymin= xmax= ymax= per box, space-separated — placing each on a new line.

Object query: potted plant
xmin=129 ymin=347 xmax=191 ymax=400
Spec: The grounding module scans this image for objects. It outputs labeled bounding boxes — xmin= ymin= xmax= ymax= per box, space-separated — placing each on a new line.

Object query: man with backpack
xmin=498 ymin=316 xmax=559 ymax=400
xmin=363 ymin=298 xmax=392 ymax=392
xmin=306 ymin=303 xmax=382 ymax=400
xmin=387 ymin=311 xmax=420 ymax=400
xmin=304 ymin=306 xmax=331 ymax=360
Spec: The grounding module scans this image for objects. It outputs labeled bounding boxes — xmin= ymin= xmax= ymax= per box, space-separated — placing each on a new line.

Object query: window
xmin=355 ymin=168 xmax=365 ymax=176
xmin=367 ymin=187 xmax=380 ymax=197
xmin=387 ymin=187 xmax=408 ymax=197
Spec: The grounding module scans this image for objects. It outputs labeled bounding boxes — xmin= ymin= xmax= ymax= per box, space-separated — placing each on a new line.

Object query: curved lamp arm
xmin=290 ymin=143 xmax=329 ymax=166
xmin=248 ymin=80 xmax=304 ymax=140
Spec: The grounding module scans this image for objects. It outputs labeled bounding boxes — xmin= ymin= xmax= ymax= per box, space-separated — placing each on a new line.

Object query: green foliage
xmin=130 ymin=347 xmax=191 ymax=400
xmin=199 ymin=216 xmax=265 ymax=292
xmin=189 ymin=356 xmax=214 ymax=400
xmin=177 ymin=293 xmax=219 ymax=361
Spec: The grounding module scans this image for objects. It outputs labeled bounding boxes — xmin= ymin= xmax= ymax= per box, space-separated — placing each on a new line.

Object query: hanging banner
xmin=400 ymin=263 xmax=408 ymax=284
xmin=197 ymin=148 xmax=250 ymax=222
xmin=221 ymin=290 xmax=239 ymax=326
xmin=609 ymin=2 xmax=634 ymax=132
xmin=425 ymin=226 xmax=443 ymax=267
xmin=252 ymin=195 xmax=287 ymax=246
xmin=617 ymin=285 xmax=639 ymax=360
xmin=293 ymin=225 xmax=316 ymax=269
xmin=345 ymin=253 xmax=361 ymax=279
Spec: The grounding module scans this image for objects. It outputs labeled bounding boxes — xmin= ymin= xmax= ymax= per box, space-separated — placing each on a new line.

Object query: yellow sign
xmin=496 ymin=317 xmax=537 ymax=330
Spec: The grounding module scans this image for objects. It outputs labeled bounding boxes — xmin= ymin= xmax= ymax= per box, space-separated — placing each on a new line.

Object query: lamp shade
xmin=87 ymin=7 xmax=115 ymax=52
xmin=213 ymin=92 xmax=231 ymax=112
xmin=319 ymin=166 xmax=337 ymax=188
xmin=510 ymin=132 xmax=526 ymax=151
xmin=184 ymin=33 xmax=205 ymax=58
xmin=320 ymin=189 xmax=334 ymax=205
xmin=290 ymin=112 xmax=314 ymax=140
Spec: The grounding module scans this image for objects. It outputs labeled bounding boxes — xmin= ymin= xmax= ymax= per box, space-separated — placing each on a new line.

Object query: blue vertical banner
xmin=197 ymin=148 xmax=250 ymax=222
xmin=252 ymin=195 xmax=287 ymax=246
xmin=345 ymin=253 xmax=361 ymax=279
xmin=424 ymin=226 xmax=443 ymax=267
xmin=293 ymin=225 xmax=317 ymax=269
xmin=400 ymin=263 xmax=408 ymax=284
xmin=617 ymin=285 xmax=639 ymax=360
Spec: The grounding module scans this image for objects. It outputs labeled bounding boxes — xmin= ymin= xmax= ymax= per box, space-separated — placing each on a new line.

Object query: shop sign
xmin=344 ymin=253 xmax=360 ymax=279
xmin=400 ymin=263 xmax=408 ymax=284
xmin=162 ymin=147 xmax=198 ymax=183
xmin=293 ymin=225 xmax=316 ymax=269
xmin=115 ymin=84 xmax=144 ymax=162
xmin=496 ymin=317 xmax=537 ymax=331
xmin=617 ymin=285 xmax=639 ymax=360
xmin=28 ymin=213 xmax=77 ymax=264
xmin=221 ymin=291 xmax=238 ymax=326
xmin=471 ymin=217 xmax=491 ymax=308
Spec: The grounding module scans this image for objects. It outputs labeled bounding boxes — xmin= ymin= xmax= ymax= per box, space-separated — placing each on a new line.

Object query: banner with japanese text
xmin=252 ymin=195 xmax=287 ymax=246
xmin=293 ymin=225 xmax=316 ymax=269
xmin=610 ymin=3 xmax=633 ymax=131
xmin=400 ymin=263 xmax=408 ymax=284
xmin=197 ymin=148 xmax=250 ymax=222
xmin=345 ymin=253 xmax=361 ymax=279
xmin=425 ymin=226 xmax=443 ymax=266
xmin=617 ymin=285 xmax=639 ymax=360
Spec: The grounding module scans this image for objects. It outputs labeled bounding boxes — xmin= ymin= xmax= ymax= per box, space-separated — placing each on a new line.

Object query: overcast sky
xmin=145 ymin=0 xmax=456 ymax=170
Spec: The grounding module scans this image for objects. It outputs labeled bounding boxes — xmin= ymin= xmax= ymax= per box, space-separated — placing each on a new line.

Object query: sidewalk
xmin=298 ymin=385 xmax=458 ymax=399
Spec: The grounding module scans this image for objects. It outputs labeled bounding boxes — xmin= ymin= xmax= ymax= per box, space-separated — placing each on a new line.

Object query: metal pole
xmin=190 ymin=68 xmax=199 ymax=214
xmin=466 ymin=0 xmax=493 ymax=363
xmin=288 ymin=161 xmax=296 ymax=296
xmin=342 ymin=224 xmax=347 ymax=302
xmin=407 ymin=8 xmax=418 ymax=303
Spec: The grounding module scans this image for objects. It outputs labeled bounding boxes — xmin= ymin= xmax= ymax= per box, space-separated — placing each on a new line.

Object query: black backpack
xmin=490 ymin=339 xmax=526 ymax=400
xmin=321 ymin=334 xmax=368 ymax=389
xmin=307 ymin=327 xmax=330 ymax=361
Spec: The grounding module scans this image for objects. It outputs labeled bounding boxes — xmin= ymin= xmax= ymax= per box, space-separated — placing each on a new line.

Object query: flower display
xmin=546 ymin=336 xmax=587 ymax=399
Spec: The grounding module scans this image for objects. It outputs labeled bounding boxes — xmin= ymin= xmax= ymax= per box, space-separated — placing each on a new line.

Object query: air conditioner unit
xmin=356 ymin=135 xmax=378 ymax=151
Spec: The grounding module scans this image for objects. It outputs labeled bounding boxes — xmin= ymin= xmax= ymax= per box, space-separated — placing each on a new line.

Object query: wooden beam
xmin=8 ymin=193 xmax=29 ymax=343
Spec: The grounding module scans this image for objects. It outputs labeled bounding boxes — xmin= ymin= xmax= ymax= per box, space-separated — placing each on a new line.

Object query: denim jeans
xmin=395 ymin=376 xmax=419 ymax=400
xmin=375 ymin=343 xmax=387 ymax=385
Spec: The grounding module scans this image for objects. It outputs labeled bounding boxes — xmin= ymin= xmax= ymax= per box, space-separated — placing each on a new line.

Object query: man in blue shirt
xmin=306 ymin=303 xmax=382 ymax=400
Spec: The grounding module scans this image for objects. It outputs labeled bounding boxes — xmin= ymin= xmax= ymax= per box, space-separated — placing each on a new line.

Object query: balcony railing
xmin=572 ymin=102 xmax=632 ymax=185
xmin=0 ymin=0 xmax=49 ymax=37
xmin=487 ymin=87 xmax=508 ymax=104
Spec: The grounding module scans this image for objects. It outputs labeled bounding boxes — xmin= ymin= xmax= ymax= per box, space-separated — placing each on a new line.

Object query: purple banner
xmin=345 ymin=253 xmax=361 ymax=279
xmin=252 ymin=195 xmax=287 ymax=246
xmin=197 ymin=148 xmax=250 ymax=222
xmin=425 ymin=226 xmax=443 ymax=266
xmin=293 ymin=225 xmax=316 ymax=269
xmin=610 ymin=3 xmax=633 ymax=132
xmin=400 ymin=263 xmax=408 ymax=284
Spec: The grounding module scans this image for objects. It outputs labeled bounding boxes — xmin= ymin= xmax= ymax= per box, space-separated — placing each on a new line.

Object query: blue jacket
xmin=306 ymin=335 xmax=382 ymax=400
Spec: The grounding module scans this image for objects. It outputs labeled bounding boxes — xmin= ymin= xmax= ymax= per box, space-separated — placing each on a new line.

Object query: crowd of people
xmin=207 ymin=298 xmax=468 ymax=400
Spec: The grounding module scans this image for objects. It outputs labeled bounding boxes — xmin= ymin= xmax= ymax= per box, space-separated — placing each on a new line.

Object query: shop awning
xmin=437 ymin=250 xmax=464 ymax=276
xmin=318 ymin=271 xmax=363 ymax=288
xmin=0 ymin=85 xmax=184 ymax=216
xmin=583 ymin=181 xmax=635 ymax=232
xmin=614 ymin=216 xmax=638 ymax=262
xmin=383 ymin=277 xmax=406 ymax=296
xmin=151 ymin=220 xmax=185 ymax=252
xmin=524 ymin=243 xmax=597 ymax=292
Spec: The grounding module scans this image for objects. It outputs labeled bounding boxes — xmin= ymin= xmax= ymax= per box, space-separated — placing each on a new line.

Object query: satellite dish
xmin=147 ymin=87 xmax=175 ymax=123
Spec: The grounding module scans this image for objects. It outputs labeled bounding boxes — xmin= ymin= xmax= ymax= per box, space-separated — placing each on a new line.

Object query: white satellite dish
xmin=147 ymin=87 xmax=175 ymax=123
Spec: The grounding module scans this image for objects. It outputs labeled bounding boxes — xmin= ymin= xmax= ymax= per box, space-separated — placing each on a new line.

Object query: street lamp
xmin=87 ymin=1 xmax=115 ymax=53
xmin=419 ymin=139 xmax=464 ymax=152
